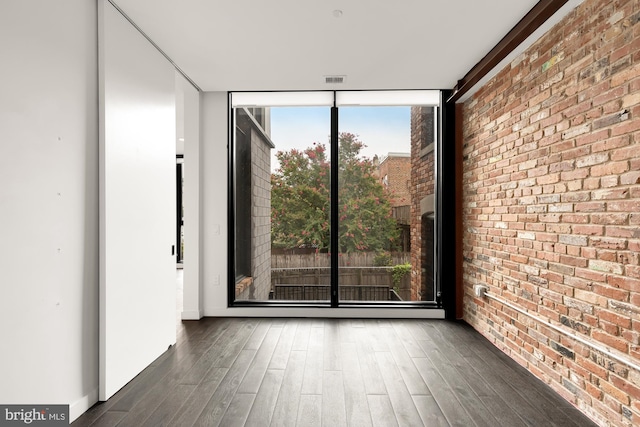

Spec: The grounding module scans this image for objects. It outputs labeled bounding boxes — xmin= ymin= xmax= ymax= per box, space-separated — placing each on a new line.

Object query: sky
xmin=269 ymin=106 xmax=411 ymax=170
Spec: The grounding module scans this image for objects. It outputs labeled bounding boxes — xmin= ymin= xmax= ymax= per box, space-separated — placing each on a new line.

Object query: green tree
xmin=271 ymin=132 xmax=399 ymax=253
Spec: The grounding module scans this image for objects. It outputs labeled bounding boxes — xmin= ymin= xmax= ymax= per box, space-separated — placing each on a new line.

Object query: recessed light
xmin=332 ymin=9 xmax=343 ymax=18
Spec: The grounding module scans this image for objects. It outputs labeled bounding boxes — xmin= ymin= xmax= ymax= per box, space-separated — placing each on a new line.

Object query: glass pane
xmin=338 ymin=106 xmax=437 ymax=302
xmin=233 ymin=106 xmax=332 ymax=302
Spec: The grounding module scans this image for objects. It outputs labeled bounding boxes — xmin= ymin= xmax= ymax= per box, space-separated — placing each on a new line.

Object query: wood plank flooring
xmin=73 ymin=318 xmax=597 ymax=427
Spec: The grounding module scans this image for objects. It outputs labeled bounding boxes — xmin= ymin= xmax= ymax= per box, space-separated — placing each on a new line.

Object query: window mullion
xmin=330 ymin=104 xmax=339 ymax=307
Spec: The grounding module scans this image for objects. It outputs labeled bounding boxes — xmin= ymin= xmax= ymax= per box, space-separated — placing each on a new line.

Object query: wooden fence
xmin=271 ymin=252 xmax=410 ymax=269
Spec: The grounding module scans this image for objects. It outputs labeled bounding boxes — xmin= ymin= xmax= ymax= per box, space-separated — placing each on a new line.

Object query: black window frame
xmin=227 ymin=91 xmax=452 ymax=311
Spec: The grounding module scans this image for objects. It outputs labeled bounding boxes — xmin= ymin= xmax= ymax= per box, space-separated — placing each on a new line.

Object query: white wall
xmin=0 ymin=0 xmax=99 ymax=421
xmin=180 ymin=76 xmax=203 ymax=320
xmin=201 ymin=92 xmax=230 ymax=313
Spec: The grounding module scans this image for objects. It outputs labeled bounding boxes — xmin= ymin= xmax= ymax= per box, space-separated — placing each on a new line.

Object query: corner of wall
xmin=70 ymin=389 xmax=99 ymax=423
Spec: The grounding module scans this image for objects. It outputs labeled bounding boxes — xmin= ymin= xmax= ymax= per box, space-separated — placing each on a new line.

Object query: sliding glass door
xmin=230 ymin=91 xmax=440 ymax=306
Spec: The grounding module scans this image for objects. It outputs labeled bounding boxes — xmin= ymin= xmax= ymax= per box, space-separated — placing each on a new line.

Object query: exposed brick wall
xmin=411 ymin=106 xmax=436 ymax=301
xmin=462 ymin=1 xmax=640 ymax=426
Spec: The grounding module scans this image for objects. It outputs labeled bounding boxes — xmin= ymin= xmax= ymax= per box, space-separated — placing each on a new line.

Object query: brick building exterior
xmin=235 ymin=108 xmax=273 ymax=301
xmin=410 ymin=106 xmax=436 ymax=302
xmin=462 ymin=0 xmax=640 ymax=425
xmin=378 ymin=153 xmax=411 ymax=206
xmin=378 ymin=153 xmax=412 ymax=253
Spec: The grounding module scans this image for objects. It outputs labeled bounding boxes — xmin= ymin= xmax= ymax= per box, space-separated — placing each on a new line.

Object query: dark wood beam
xmin=448 ymin=0 xmax=569 ymax=103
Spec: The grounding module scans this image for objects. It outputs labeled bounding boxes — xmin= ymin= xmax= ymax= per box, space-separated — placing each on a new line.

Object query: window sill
xmin=235 ymin=276 xmax=254 ymax=295
xmin=420 ymin=142 xmax=434 ymax=158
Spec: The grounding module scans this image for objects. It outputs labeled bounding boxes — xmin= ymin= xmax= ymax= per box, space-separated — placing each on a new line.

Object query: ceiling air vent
xmin=325 ymin=75 xmax=346 ymax=84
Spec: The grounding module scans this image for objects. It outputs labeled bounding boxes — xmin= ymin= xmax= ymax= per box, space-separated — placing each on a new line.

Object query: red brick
xmin=606 ymin=227 xmax=640 ymax=239
xmin=610 ymin=144 xmax=639 ymax=161
xmin=608 ymin=275 xmax=640 ymax=293
xmin=590 ymin=161 xmax=629 ymax=177
xmin=592 ymin=188 xmax=630 ymax=200
xmin=576 ymin=356 xmax=609 ymax=380
xmin=590 ymin=213 xmax=629 ymax=225
xmin=600 ymin=176 xmax=619 ymax=188
xmin=584 ymin=382 xmax=603 ymax=400
xmin=575 ymin=129 xmax=610 ymax=147
xmin=573 ymin=224 xmax=604 ymax=235
xmin=562 ymin=146 xmax=591 ymax=161
xmin=575 ymin=202 xmax=605 ymax=212
xmin=611 ymin=118 xmax=640 ymax=136
xmin=584 ymin=177 xmax=600 ymax=190
xmin=563 ymin=214 xmax=589 ymax=224
xmin=607 ymin=200 xmax=640 ymax=212
xmin=625 ymin=266 xmax=640 ymax=279
xmin=596 ymin=308 xmax=632 ymax=329
xmin=611 ymin=375 xmax=640 ymax=401
xmin=589 ymin=237 xmax=627 ymax=249
xmin=593 ymin=86 xmax=627 ymax=107
xmin=591 ymin=330 xmax=629 ymax=353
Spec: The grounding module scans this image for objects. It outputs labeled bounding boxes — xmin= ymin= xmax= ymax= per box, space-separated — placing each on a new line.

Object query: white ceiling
xmin=113 ymin=0 xmax=541 ymax=92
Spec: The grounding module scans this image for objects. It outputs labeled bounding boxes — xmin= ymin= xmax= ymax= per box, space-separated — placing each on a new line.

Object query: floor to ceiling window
xmin=229 ymin=91 xmax=441 ymax=307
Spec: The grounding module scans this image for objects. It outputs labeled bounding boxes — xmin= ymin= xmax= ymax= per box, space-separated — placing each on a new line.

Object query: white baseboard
xmin=70 ymin=388 xmax=98 ymax=423
xmin=181 ymin=309 xmax=203 ymax=320
xmin=204 ymin=307 xmax=446 ymax=319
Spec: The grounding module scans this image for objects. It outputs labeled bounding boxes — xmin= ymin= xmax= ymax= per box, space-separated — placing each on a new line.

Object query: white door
xmin=99 ymin=0 xmax=176 ymax=401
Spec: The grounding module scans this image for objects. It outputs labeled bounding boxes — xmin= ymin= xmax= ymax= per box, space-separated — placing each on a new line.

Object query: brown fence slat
xmin=271 ymin=252 xmax=409 ymax=269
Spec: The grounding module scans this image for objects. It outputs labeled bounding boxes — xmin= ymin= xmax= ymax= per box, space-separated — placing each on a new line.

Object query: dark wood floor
xmin=73 ymin=318 xmax=596 ymax=427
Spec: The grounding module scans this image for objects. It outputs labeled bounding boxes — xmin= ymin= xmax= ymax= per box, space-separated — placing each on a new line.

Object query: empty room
xmin=1 ymin=0 xmax=639 ymax=426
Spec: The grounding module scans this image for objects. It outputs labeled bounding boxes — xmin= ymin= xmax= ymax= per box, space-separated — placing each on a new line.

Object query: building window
xmin=230 ymin=91 xmax=440 ymax=306
xmin=419 ymin=106 xmax=437 ymax=157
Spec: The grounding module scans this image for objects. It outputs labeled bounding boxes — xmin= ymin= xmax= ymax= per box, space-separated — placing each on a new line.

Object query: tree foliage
xmin=271 ymin=132 xmax=399 ymax=253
